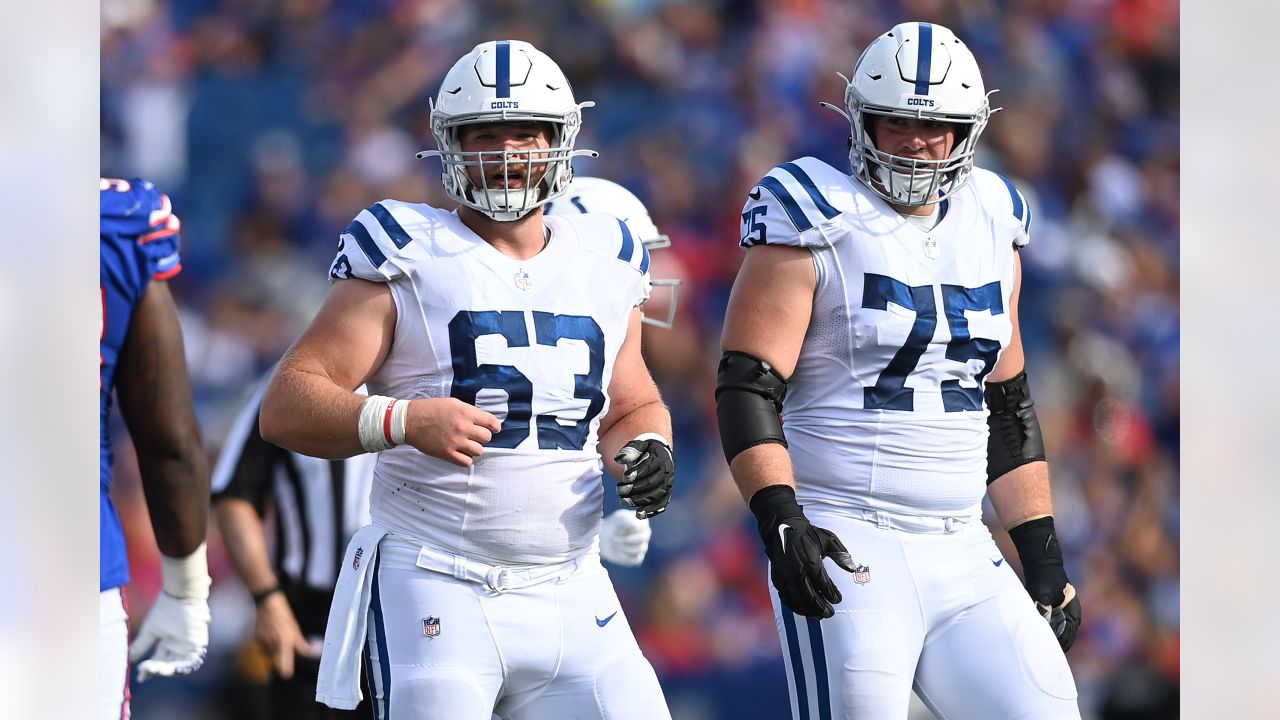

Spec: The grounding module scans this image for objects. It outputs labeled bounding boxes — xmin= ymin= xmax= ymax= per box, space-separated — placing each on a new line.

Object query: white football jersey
xmin=329 ymin=201 xmax=651 ymax=565
xmin=739 ymin=158 xmax=1032 ymax=518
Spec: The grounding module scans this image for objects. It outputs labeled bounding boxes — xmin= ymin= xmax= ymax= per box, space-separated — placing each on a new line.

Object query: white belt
xmin=413 ymin=543 xmax=586 ymax=594
xmin=850 ymin=508 xmax=979 ymax=534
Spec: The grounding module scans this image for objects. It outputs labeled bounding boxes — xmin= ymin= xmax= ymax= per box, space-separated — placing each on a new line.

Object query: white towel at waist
xmin=316 ymin=523 xmax=389 ymax=710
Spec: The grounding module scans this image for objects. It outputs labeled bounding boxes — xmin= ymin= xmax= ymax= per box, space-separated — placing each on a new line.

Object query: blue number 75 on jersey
xmin=448 ymin=310 xmax=606 ymax=450
xmin=861 ymin=274 xmax=1003 ymax=412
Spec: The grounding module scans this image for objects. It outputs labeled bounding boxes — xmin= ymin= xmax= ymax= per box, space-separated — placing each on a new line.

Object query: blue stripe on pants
xmin=367 ymin=553 xmax=391 ymax=719
xmin=781 ymin=609 xmax=811 ymax=720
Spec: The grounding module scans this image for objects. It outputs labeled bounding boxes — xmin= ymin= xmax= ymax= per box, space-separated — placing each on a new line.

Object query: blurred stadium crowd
xmin=101 ymin=0 xmax=1179 ymax=718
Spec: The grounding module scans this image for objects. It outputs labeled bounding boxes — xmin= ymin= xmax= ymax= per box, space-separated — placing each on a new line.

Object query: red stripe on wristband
xmin=383 ymin=400 xmax=397 ymax=445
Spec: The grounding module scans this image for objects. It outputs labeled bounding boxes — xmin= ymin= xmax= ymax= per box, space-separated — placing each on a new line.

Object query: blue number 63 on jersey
xmin=449 ymin=310 xmax=606 ymax=451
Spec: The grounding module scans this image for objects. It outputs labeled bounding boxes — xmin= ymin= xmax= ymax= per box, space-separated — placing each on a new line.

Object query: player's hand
xmin=1009 ymin=516 xmax=1082 ymax=652
xmin=1033 ymin=582 xmax=1081 ymax=652
xmin=750 ymin=485 xmax=856 ymax=619
xmin=255 ymin=591 xmax=318 ymax=680
xmin=600 ymin=509 xmax=652 ymax=566
xmin=614 ymin=434 xmax=675 ymax=519
xmin=406 ymin=398 xmax=502 ymax=467
xmin=128 ymin=592 xmax=211 ymax=682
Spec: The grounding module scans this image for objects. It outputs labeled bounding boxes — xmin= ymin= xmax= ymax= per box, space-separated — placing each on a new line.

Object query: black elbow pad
xmin=715 ymin=351 xmax=789 ymax=463
xmin=984 ymin=370 xmax=1047 ymax=484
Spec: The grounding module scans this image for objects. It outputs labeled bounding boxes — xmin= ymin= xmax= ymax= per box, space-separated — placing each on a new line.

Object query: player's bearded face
xmin=458 ymin=122 xmax=556 ymax=195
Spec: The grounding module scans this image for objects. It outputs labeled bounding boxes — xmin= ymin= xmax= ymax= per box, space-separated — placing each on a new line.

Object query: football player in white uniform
xmin=260 ymin=40 xmax=674 ymax=720
xmin=717 ymin=22 xmax=1082 ymax=719
xmin=545 ymin=175 xmax=684 ymax=567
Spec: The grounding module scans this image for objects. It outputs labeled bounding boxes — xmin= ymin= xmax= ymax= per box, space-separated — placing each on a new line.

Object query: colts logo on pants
xmin=423 ymin=616 xmax=441 ymax=638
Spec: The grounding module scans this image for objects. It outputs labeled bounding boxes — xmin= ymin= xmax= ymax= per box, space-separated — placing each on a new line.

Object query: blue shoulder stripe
xmin=615 ymin=219 xmax=650 ymax=273
xmin=616 ymin=218 xmax=635 ymax=263
xmin=344 ymin=219 xmax=386 ymax=268
xmin=759 ymin=176 xmax=812 ymax=232
xmin=779 ymin=163 xmax=840 ymax=221
xmin=995 ymin=173 xmax=1031 ymax=232
xmin=367 ymin=203 xmax=413 ymax=250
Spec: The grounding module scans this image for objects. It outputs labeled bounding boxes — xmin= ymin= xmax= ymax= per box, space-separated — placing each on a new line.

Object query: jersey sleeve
xmin=100 ymin=178 xmax=183 ymax=280
xmin=565 ymin=213 xmax=652 ymax=308
xmin=739 ymin=159 xmax=846 ymax=249
xmin=328 ymin=200 xmax=417 ymax=282
xmin=617 ymin=217 xmax=653 ymax=307
xmin=991 ymin=173 xmax=1033 ymax=248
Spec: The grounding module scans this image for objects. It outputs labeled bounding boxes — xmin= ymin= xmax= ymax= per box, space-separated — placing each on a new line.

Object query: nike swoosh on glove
xmin=600 ymin=508 xmax=652 ymax=566
xmin=128 ymin=591 xmax=211 ymax=682
xmin=751 ymin=485 xmax=856 ymax=620
xmin=614 ymin=433 xmax=675 ymax=519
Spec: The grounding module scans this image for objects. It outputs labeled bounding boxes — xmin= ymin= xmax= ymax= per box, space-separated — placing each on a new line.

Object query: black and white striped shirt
xmin=211 ymin=377 xmax=375 ymax=593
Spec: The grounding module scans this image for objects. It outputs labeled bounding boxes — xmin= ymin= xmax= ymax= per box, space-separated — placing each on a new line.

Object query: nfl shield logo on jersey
xmin=514 ymin=269 xmax=532 ymax=291
xmin=852 ymin=564 xmax=871 ymax=585
xmin=423 ymin=616 xmax=441 ymax=638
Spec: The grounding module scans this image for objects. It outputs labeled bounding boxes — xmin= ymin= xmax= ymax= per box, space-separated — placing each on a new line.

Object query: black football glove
xmin=614 ymin=434 xmax=675 ymax=519
xmin=1009 ymin=516 xmax=1082 ymax=652
xmin=750 ymin=485 xmax=856 ymax=619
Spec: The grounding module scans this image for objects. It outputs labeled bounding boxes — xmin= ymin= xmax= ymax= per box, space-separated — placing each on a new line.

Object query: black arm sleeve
xmin=984 ymin=370 xmax=1047 ymax=484
xmin=715 ymin=351 xmax=789 ymax=463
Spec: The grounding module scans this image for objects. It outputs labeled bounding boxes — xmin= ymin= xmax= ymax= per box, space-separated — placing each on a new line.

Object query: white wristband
xmin=359 ymin=395 xmax=408 ymax=452
xmin=631 ymin=432 xmax=672 ymax=448
xmin=389 ymin=397 xmax=409 ymax=445
xmin=160 ymin=542 xmax=211 ymax=600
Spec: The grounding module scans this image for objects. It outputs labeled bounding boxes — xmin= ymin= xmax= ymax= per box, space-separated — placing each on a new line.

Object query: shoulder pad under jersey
xmin=739 ymin=157 xmax=855 ymax=249
xmin=969 ymin=168 xmax=1032 ymax=248
xmin=100 ymin=177 xmax=182 ymax=279
xmin=564 ymin=212 xmax=652 ymax=276
xmin=329 ymin=200 xmax=442 ymax=282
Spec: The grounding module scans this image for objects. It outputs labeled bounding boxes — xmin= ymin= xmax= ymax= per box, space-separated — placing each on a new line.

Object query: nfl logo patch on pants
xmin=423 ymin=616 xmax=441 ymax=638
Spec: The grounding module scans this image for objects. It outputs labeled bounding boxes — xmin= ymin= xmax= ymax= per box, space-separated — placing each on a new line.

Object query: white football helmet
xmin=544 ymin=176 xmax=682 ymax=329
xmin=416 ymin=40 xmax=597 ymax=221
xmin=823 ymin=22 xmax=996 ymax=207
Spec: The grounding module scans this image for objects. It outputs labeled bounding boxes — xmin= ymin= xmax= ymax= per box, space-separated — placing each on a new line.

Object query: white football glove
xmin=600 ymin=509 xmax=652 ymax=567
xmin=129 ymin=544 xmax=212 ymax=683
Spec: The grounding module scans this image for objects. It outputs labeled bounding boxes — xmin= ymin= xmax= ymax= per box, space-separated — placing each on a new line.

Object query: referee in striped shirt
xmin=212 ymin=374 xmax=374 ymax=719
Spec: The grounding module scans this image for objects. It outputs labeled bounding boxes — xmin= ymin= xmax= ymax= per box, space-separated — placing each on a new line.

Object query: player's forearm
xmin=987 ymin=460 xmax=1054 ymax=529
xmin=214 ymin=498 xmax=280 ymax=595
xmin=260 ymin=364 xmax=367 ymax=459
xmin=728 ymin=442 xmax=797 ymax=503
xmin=137 ymin=439 xmax=210 ymax=557
xmin=598 ymin=399 xmax=672 ymax=478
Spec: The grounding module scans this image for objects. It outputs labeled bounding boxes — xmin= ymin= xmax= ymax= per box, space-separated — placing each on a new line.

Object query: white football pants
xmin=99 ymin=587 xmax=130 ymax=720
xmin=364 ymin=535 xmax=671 ymax=720
xmin=772 ymin=510 xmax=1080 ymax=720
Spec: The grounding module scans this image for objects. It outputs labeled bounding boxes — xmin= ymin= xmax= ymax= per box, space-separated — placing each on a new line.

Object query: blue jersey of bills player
xmin=100 ymin=178 xmax=212 ymax=719
xmin=716 ymin=22 xmax=1083 ymax=720
xmin=259 ymin=40 xmax=676 ymax=720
